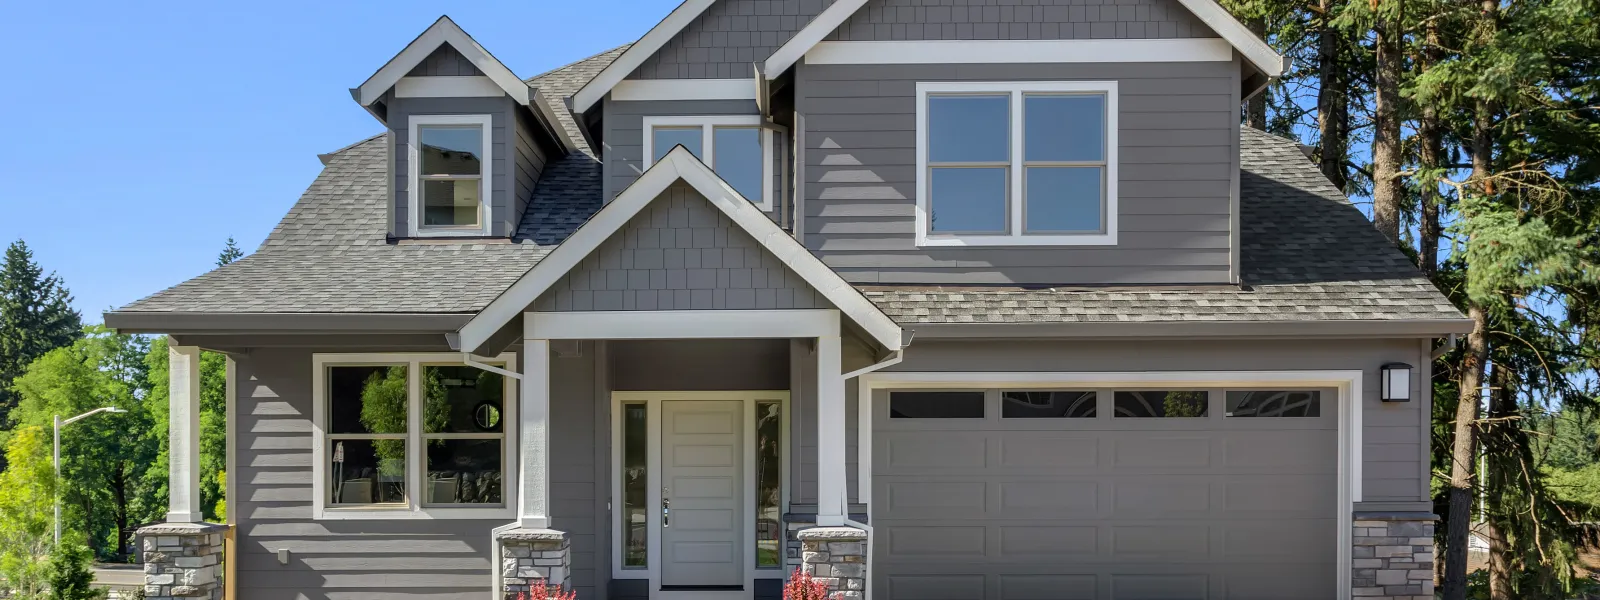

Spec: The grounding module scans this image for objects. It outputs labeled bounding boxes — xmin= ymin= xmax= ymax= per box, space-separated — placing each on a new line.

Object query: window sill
xmin=916 ymin=232 xmax=1118 ymax=247
xmin=314 ymin=506 xmax=516 ymax=521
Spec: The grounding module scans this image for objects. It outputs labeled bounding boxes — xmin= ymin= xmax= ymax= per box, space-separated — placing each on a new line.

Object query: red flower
xmin=784 ymin=567 xmax=838 ymax=600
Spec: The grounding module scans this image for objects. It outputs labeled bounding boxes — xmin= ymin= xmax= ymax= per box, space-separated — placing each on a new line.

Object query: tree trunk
xmin=1316 ymin=0 xmax=1349 ymax=191
xmin=1485 ymin=363 xmax=1514 ymax=600
xmin=1370 ymin=0 xmax=1405 ymax=245
xmin=1245 ymin=15 xmax=1269 ymax=129
xmin=113 ymin=464 xmax=130 ymax=557
xmin=1442 ymin=304 xmax=1489 ymax=600
xmin=1417 ymin=22 xmax=1445 ymax=277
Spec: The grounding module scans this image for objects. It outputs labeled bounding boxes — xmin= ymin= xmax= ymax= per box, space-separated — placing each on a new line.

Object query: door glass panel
xmin=1114 ymin=391 xmax=1209 ymax=418
xmin=889 ymin=391 xmax=985 ymax=418
xmin=1226 ymin=390 xmax=1322 ymax=417
xmin=622 ymin=403 xmax=648 ymax=568
xmin=1002 ymin=391 xmax=1096 ymax=418
xmin=754 ymin=401 xmax=782 ymax=568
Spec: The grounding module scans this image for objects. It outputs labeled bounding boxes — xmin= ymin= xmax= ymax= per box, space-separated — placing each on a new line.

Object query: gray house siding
xmin=824 ymin=0 xmax=1218 ymax=41
xmin=630 ymin=0 xmax=835 ymax=79
xmin=388 ymin=95 xmax=519 ymax=237
xmin=407 ymin=44 xmax=486 ymax=77
xmin=229 ymin=344 xmax=602 ymax=599
xmin=534 ymin=182 xmax=831 ymax=311
xmin=797 ymin=60 xmax=1238 ymax=285
xmin=514 ymin=107 xmax=553 ymax=226
xmin=881 ymin=338 xmax=1432 ymax=508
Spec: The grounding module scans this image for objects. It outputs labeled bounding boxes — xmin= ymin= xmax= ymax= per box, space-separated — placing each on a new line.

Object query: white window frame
xmin=407 ymin=114 xmax=493 ymax=237
xmin=914 ymin=81 xmax=1119 ymax=247
xmin=642 ymin=115 xmax=783 ymax=212
xmin=311 ymin=352 xmax=518 ymax=520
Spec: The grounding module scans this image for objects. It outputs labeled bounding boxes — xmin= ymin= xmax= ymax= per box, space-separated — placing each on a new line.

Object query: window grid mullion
xmin=702 ymin=124 xmax=716 ymax=169
xmin=1010 ymin=90 xmax=1025 ymax=237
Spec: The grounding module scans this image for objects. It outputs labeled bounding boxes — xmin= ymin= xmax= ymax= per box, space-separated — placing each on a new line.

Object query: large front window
xmin=916 ymin=82 xmax=1118 ymax=246
xmin=643 ymin=116 xmax=782 ymax=211
xmin=314 ymin=353 xmax=515 ymax=519
xmin=409 ymin=115 xmax=492 ymax=236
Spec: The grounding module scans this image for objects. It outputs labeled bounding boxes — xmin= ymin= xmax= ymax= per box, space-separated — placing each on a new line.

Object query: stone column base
xmin=137 ymin=522 xmax=228 ymax=600
xmin=1352 ymin=512 xmax=1436 ymax=599
xmin=797 ymin=526 xmax=867 ymax=600
xmin=497 ymin=527 xmax=570 ymax=599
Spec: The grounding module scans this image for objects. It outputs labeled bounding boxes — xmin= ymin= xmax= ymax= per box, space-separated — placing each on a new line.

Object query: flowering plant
xmin=514 ymin=585 xmax=577 ymax=600
xmin=784 ymin=567 xmax=836 ymax=600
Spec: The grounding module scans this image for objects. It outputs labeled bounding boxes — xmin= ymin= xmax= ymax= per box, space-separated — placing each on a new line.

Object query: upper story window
xmin=915 ymin=82 xmax=1118 ymax=247
xmin=643 ymin=116 xmax=781 ymax=211
xmin=408 ymin=115 xmax=492 ymax=237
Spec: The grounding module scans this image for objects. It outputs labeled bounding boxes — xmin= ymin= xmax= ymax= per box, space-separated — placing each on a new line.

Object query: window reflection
xmin=422 ymin=365 xmax=505 ymax=506
xmin=1002 ymin=391 xmax=1096 ymax=418
xmin=1226 ymin=391 xmax=1322 ymax=418
xmin=1114 ymin=391 xmax=1208 ymax=418
xmin=623 ymin=403 xmax=648 ymax=568
xmin=755 ymin=402 xmax=782 ymax=568
xmin=327 ymin=364 xmax=409 ymax=507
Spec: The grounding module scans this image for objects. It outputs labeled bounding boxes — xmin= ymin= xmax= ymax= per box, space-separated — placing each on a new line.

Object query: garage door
xmin=871 ymin=388 xmax=1338 ymax=600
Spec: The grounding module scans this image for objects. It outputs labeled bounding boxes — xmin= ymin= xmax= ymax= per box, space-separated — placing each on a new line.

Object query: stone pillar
xmin=797 ymin=526 xmax=867 ymax=600
xmin=1352 ymin=512 xmax=1436 ymax=599
xmin=138 ymin=522 xmax=227 ymax=600
xmin=497 ymin=527 xmax=570 ymax=599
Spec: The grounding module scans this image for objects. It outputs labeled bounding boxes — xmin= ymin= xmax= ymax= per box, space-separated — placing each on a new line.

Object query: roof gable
xmin=571 ymin=0 xmax=720 ymax=113
xmin=457 ymin=145 xmax=904 ymax=354
xmin=763 ymin=0 xmax=1289 ymax=77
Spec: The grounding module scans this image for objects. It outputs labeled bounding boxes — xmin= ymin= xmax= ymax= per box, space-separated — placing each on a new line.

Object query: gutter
xmin=103 ymin=311 xmax=472 ymax=335
xmin=1431 ymin=333 xmax=1460 ymax=361
xmin=907 ymin=319 xmax=1477 ymax=340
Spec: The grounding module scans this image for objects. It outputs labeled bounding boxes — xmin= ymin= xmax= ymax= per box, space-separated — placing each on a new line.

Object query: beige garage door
xmin=871 ymin=388 xmax=1338 ymax=600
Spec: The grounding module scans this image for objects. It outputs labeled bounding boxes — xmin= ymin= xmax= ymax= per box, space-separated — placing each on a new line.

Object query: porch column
xmin=816 ymin=334 xmax=848 ymax=526
xmin=519 ymin=339 xmax=552 ymax=529
xmin=167 ymin=343 xmax=202 ymax=523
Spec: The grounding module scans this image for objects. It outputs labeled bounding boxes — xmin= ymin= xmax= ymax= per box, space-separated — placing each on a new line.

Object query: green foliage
xmin=216 ymin=237 xmax=243 ymax=267
xmin=0 ymin=427 xmax=58 ymax=598
xmin=46 ymin=540 xmax=106 ymax=600
xmin=0 ymin=240 xmax=83 ymax=429
xmin=359 ymin=367 xmax=409 ymax=472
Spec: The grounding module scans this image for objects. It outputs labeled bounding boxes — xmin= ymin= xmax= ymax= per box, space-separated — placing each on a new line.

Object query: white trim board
xmin=613 ymin=78 xmax=758 ymax=102
xmin=309 ymin=352 xmax=519 ymax=521
xmin=571 ymin=0 xmax=718 ymax=113
xmin=609 ymin=390 xmax=791 ymax=598
xmin=528 ymin=310 xmax=840 ymax=340
xmin=395 ymin=76 xmax=505 ymax=98
xmin=456 ymin=145 xmax=903 ymax=354
xmin=758 ymin=0 xmax=1286 ymax=76
xmin=806 ymin=38 xmax=1234 ymax=65
xmin=856 ymin=369 xmax=1363 ymax=600
xmin=641 ymin=115 xmax=780 ymax=211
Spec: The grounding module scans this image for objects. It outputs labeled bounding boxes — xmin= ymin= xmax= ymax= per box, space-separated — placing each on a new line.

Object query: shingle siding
xmin=798 ymin=60 xmax=1239 ymax=285
xmin=406 ymin=44 xmax=486 ymax=77
xmin=631 ymin=0 xmax=836 ymax=79
xmin=824 ymin=0 xmax=1218 ymax=41
xmin=535 ymin=182 xmax=831 ymax=311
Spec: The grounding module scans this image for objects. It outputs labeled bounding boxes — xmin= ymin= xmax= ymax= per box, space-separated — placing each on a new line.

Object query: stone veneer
xmin=1352 ymin=512 xmax=1436 ymax=599
xmin=137 ymin=522 xmax=228 ymax=600
xmin=497 ymin=527 xmax=570 ymax=599
xmin=797 ymin=526 xmax=868 ymax=600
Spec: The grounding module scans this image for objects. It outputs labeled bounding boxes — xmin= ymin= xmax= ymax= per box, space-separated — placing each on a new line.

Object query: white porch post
xmin=816 ymin=333 xmax=848 ymax=526
xmin=519 ymin=339 xmax=552 ymax=529
xmin=166 ymin=343 xmax=202 ymax=524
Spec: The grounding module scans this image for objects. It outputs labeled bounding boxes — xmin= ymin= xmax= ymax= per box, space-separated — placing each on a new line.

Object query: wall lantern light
xmin=1381 ymin=363 xmax=1413 ymax=402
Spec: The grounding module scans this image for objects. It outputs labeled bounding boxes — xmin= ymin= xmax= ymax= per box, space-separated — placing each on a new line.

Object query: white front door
xmin=660 ymin=400 xmax=744 ymax=588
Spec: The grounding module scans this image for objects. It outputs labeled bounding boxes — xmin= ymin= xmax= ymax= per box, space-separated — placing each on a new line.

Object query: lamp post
xmin=54 ymin=407 xmax=127 ymax=545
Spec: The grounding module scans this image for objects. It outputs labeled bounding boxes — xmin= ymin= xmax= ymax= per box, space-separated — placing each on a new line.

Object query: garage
xmin=870 ymin=388 xmax=1339 ymax=600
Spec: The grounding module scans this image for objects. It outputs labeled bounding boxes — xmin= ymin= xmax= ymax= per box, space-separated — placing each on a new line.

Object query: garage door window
xmin=1002 ymin=391 xmax=1096 ymax=418
xmin=889 ymin=391 xmax=985 ymax=418
xmin=1113 ymin=390 xmax=1208 ymax=418
xmin=1226 ymin=390 xmax=1322 ymax=417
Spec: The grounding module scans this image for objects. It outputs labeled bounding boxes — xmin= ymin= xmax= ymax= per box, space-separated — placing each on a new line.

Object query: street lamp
xmin=54 ymin=407 xmax=127 ymax=545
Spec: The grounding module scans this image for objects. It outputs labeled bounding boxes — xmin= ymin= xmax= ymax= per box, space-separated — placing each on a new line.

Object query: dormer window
xmin=409 ymin=115 xmax=492 ymax=237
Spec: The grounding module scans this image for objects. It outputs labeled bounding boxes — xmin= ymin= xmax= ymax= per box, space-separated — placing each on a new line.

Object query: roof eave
xmin=905 ymin=318 xmax=1476 ymax=340
xmin=103 ymin=311 xmax=473 ymax=335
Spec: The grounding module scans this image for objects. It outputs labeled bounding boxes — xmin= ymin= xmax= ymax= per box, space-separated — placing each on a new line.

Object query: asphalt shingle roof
xmin=116 ymin=53 xmax=1463 ymax=327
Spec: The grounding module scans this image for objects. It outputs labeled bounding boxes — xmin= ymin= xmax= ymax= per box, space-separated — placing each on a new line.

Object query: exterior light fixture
xmin=1380 ymin=363 xmax=1413 ymax=402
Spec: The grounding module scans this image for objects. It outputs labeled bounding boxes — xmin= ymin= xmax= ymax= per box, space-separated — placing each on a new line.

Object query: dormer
xmin=351 ymin=16 xmax=577 ymax=239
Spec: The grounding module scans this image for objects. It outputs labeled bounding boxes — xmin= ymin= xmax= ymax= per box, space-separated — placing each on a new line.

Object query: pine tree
xmin=216 ymin=237 xmax=243 ymax=267
xmin=0 ymin=240 xmax=82 ymax=428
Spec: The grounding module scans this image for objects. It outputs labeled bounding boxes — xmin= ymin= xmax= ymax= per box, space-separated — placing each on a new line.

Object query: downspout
xmin=836 ymin=330 xmax=913 ymax=600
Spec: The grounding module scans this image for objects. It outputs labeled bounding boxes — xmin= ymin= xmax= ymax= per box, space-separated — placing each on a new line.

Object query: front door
xmin=660 ymin=400 xmax=744 ymax=588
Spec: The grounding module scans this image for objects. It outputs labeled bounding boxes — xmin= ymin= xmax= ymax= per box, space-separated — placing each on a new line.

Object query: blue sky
xmin=0 ymin=0 xmax=677 ymax=322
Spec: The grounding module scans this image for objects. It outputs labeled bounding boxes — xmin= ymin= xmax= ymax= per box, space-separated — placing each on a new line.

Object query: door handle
xmin=662 ymin=487 xmax=671 ymax=528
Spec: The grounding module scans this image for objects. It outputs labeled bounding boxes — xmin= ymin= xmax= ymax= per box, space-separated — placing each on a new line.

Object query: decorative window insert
xmin=1002 ymin=390 xmax=1097 ymax=418
xmin=312 ymin=353 xmax=516 ymax=520
xmin=915 ymin=81 xmax=1118 ymax=246
xmin=1113 ymin=390 xmax=1208 ymax=418
xmin=889 ymin=391 xmax=985 ymax=418
xmin=642 ymin=115 xmax=785 ymax=211
xmin=1226 ymin=390 xmax=1323 ymax=417
xmin=407 ymin=114 xmax=493 ymax=237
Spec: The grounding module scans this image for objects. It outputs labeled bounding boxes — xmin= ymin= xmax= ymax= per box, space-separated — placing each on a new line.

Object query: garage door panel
xmin=1110 ymin=574 xmax=1210 ymax=600
xmin=1109 ymin=478 xmax=1212 ymax=518
xmin=1221 ymin=430 xmax=1337 ymax=470
xmin=1110 ymin=524 xmax=1209 ymax=561
xmin=998 ymin=574 xmax=1098 ymax=600
xmin=1111 ymin=436 xmax=1213 ymax=469
xmin=998 ymin=525 xmax=1100 ymax=558
xmin=885 ymin=525 xmax=987 ymax=558
xmin=1221 ymin=520 xmax=1337 ymax=562
xmin=883 ymin=433 xmax=987 ymax=469
xmin=997 ymin=480 xmax=1101 ymax=516
xmin=1221 ymin=474 xmax=1336 ymax=516
xmin=883 ymin=480 xmax=986 ymax=518
xmin=1219 ymin=565 xmax=1334 ymax=599
xmin=999 ymin=434 xmax=1100 ymax=469
xmin=885 ymin=574 xmax=986 ymax=600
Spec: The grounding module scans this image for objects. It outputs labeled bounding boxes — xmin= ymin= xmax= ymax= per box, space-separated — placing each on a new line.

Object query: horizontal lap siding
xmin=390 ymin=96 xmax=518 ymax=237
xmin=884 ymin=338 xmax=1430 ymax=506
xmin=825 ymin=0 xmax=1218 ymax=41
xmin=514 ymin=108 xmax=552 ymax=226
xmin=233 ymin=346 xmax=601 ymax=599
xmin=798 ymin=61 xmax=1238 ymax=285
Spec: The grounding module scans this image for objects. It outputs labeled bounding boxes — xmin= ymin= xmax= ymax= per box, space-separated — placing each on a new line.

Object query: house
xmin=105 ymin=2 xmax=1470 ymax=598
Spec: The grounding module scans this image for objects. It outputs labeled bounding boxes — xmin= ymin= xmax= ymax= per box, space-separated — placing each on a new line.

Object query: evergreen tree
xmin=216 ymin=237 xmax=243 ymax=267
xmin=0 ymin=240 xmax=83 ymax=427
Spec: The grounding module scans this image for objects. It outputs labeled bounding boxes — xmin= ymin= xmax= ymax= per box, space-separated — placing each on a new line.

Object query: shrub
xmin=46 ymin=541 xmax=104 ymax=600
xmin=784 ymin=567 xmax=834 ymax=600
xmin=513 ymin=585 xmax=577 ymax=600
